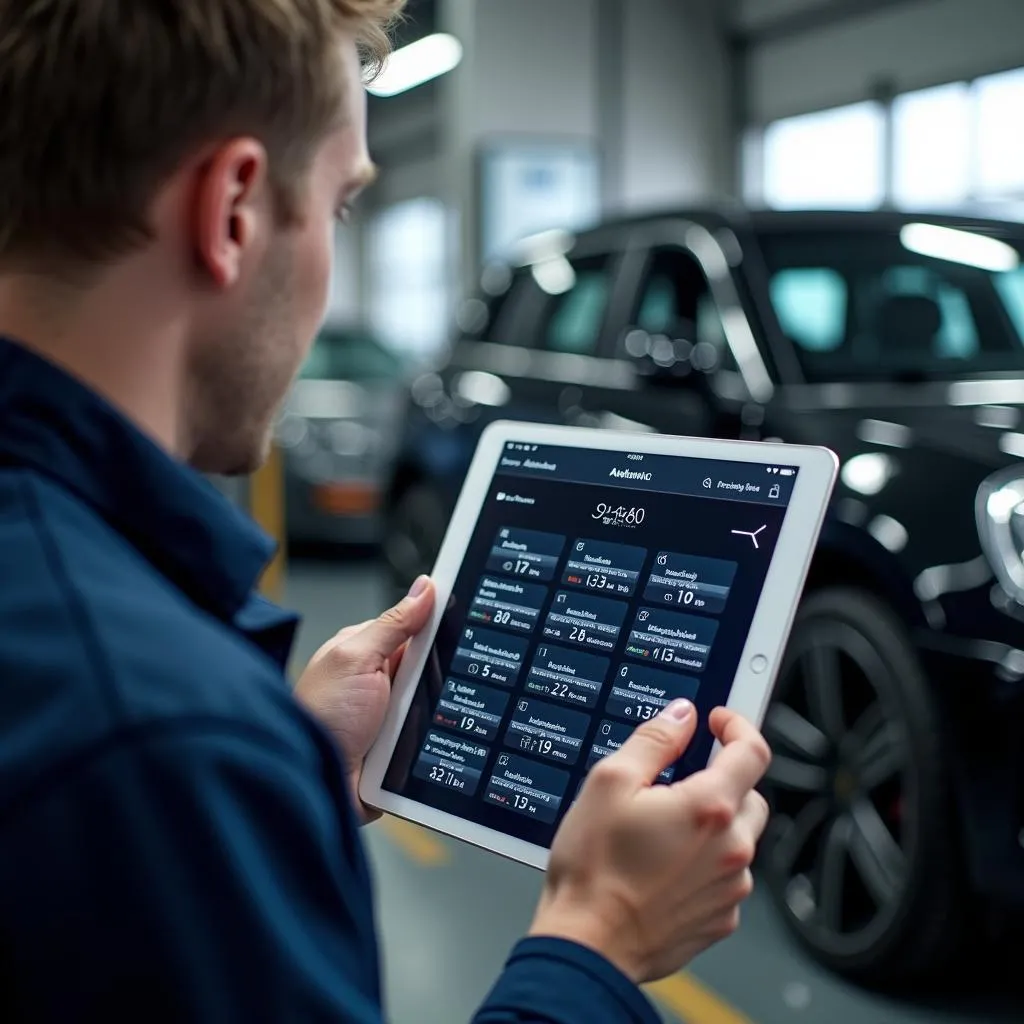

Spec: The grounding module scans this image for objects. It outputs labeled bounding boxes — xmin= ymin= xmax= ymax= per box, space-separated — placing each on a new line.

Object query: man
xmin=0 ymin=2 xmax=771 ymax=1021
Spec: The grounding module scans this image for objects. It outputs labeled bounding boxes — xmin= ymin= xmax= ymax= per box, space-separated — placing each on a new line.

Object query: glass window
xmin=995 ymin=268 xmax=1024 ymax=339
xmin=758 ymin=227 xmax=1024 ymax=382
xmin=537 ymin=255 xmax=613 ymax=355
xmin=770 ymin=269 xmax=846 ymax=352
xmin=631 ymin=248 xmax=738 ymax=372
xmin=367 ymin=197 xmax=452 ymax=361
xmin=893 ymin=83 xmax=972 ymax=208
xmin=762 ymin=101 xmax=886 ymax=210
xmin=975 ymin=68 xmax=1024 ymax=200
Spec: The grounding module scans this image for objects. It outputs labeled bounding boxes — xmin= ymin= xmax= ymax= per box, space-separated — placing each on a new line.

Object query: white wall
xmin=470 ymin=0 xmax=600 ymax=139
xmin=620 ymin=0 xmax=734 ymax=211
xmin=745 ymin=0 xmax=1024 ymax=123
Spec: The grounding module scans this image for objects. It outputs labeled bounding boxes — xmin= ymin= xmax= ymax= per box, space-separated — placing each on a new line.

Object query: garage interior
xmin=268 ymin=1 xmax=1024 ymax=1021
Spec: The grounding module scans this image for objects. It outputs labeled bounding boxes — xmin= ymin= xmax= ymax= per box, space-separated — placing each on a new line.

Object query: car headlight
xmin=976 ymin=468 xmax=1024 ymax=605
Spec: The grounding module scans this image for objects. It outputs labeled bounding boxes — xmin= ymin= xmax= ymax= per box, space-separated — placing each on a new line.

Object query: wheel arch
xmin=803 ymin=521 xmax=929 ymax=632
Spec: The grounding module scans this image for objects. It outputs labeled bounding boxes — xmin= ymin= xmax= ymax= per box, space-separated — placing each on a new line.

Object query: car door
xmin=445 ymin=227 xmax=641 ymax=430
xmin=592 ymin=219 xmax=778 ymax=440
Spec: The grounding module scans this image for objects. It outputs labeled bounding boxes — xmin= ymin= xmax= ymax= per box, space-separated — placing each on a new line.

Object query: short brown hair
xmin=0 ymin=0 xmax=405 ymax=269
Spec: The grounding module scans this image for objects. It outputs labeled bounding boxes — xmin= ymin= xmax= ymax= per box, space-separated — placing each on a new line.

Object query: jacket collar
xmin=0 ymin=335 xmax=277 ymax=621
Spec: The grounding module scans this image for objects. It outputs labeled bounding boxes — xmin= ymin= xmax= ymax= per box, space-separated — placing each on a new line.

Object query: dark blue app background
xmin=383 ymin=443 xmax=796 ymax=849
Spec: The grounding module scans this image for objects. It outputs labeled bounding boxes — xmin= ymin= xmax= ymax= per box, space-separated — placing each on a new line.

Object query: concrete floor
xmin=286 ymin=557 xmax=1020 ymax=1024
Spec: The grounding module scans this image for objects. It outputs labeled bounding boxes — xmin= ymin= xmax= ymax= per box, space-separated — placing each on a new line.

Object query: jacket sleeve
xmin=1 ymin=719 xmax=386 ymax=1023
xmin=473 ymin=938 xmax=661 ymax=1024
xmin=2 ymin=717 xmax=659 ymax=1024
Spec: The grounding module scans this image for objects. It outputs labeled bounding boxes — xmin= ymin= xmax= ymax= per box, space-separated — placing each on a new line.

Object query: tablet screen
xmin=382 ymin=440 xmax=799 ymax=848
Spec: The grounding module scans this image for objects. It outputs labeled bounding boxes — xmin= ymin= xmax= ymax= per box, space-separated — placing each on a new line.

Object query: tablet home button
xmin=750 ymin=655 xmax=768 ymax=674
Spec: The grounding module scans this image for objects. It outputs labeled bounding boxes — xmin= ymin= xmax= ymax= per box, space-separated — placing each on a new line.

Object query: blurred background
xmin=263 ymin=1 xmax=1024 ymax=1021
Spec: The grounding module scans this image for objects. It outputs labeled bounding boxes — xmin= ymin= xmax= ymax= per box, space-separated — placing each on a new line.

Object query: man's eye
xmin=335 ymin=203 xmax=353 ymax=225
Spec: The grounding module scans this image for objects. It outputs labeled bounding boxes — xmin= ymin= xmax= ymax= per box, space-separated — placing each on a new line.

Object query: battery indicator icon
xmin=779 ymin=468 xmax=795 ymax=476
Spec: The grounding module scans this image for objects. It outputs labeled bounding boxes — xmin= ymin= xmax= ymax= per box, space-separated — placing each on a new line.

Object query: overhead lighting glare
xmin=366 ymin=33 xmax=463 ymax=97
xmin=840 ymin=453 xmax=896 ymax=496
xmin=900 ymin=223 xmax=1020 ymax=273
xmin=532 ymin=256 xmax=575 ymax=296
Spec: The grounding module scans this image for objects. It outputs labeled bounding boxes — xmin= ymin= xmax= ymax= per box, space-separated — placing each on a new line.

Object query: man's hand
xmin=295 ymin=576 xmax=435 ymax=822
xmin=529 ymin=701 xmax=771 ymax=983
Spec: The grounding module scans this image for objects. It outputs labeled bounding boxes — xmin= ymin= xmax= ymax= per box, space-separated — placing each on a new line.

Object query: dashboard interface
xmin=383 ymin=441 xmax=799 ymax=848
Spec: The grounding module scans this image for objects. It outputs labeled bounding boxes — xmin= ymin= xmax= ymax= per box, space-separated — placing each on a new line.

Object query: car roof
xmin=578 ymin=204 xmax=1024 ymax=240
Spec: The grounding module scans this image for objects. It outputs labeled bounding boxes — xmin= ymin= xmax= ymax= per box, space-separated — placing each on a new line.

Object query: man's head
xmin=0 ymin=0 xmax=403 ymax=473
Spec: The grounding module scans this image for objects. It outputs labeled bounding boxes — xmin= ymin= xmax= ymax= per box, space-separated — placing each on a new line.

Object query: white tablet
xmin=361 ymin=422 xmax=837 ymax=869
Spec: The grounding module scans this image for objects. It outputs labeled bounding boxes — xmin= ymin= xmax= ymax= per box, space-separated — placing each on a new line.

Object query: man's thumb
xmin=609 ymin=699 xmax=697 ymax=785
xmin=352 ymin=576 xmax=435 ymax=662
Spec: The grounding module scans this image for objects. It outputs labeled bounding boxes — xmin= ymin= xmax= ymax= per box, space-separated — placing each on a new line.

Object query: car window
xmin=630 ymin=248 xmax=738 ymax=371
xmin=995 ymin=267 xmax=1024 ymax=340
xmin=770 ymin=269 xmax=846 ymax=352
xmin=758 ymin=227 xmax=1024 ymax=382
xmin=537 ymin=254 xmax=614 ymax=354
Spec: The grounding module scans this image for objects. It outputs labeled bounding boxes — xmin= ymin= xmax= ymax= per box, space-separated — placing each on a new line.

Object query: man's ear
xmin=191 ymin=138 xmax=269 ymax=289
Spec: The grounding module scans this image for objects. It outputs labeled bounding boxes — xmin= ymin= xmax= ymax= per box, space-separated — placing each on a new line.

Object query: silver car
xmin=276 ymin=325 xmax=407 ymax=547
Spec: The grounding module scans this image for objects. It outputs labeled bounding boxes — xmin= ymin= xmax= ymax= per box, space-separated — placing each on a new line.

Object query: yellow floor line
xmin=378 ymin=816 xmax=451 ymax=867
xmin=375 ymin=817 xmax=749 ymax=1022
xmin=647 ymin=972 xmax=755 ymax=1024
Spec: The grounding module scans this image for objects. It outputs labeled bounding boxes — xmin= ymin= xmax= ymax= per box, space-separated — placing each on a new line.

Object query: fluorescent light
xmin=366 ymin=33 xmax=463 ymax=97
xmin=900 ymin=223 xmax=1020 ymax=272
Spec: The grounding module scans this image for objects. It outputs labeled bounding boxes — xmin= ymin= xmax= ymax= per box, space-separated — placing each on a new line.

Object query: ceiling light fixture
xmin=367 ymin=33 xmax=463 ymax=97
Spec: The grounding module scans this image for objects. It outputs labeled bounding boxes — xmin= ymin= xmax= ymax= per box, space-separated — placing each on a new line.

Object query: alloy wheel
xmin=763 ymin=615 xmax=919 ymax=960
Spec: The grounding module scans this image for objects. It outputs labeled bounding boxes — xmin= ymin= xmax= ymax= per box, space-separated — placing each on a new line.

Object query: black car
xmin=382 ymin=208 xmax=1024 ymax=984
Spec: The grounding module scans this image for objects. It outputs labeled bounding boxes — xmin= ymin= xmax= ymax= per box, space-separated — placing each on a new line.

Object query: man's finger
xmin=601 ymin=699 xmax=697 ymax=786
xmin=343 ymin=577 xmax=435 ymax=665
xmin=703 ymin=708 xmax=772 ymax=807
xmin=333 ymin=620 xmax=373 ymax=645
xmin=734 ymin=789 xmax=770 ymax=844
xmin=387 ymin=639 xmax=409 ymax=680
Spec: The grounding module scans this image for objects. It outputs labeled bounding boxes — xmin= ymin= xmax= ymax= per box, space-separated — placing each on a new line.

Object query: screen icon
xmin=769 ymin=484 xmax=781 ymax=499
xmin=702 ymin=477 xmax=713 ymax=489
xmin=731 ymin=525 xmax=767 ymax=549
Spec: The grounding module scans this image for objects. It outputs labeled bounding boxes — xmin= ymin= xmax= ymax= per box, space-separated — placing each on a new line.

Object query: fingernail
xmin=661 ymin=699 xmax=694 ymax=722
xmin=407 ymin=575 xmax=430 ymax=598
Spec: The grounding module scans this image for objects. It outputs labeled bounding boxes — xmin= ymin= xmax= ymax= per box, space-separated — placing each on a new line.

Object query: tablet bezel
xmin=360 ymin=421 xmax=838 ymax=870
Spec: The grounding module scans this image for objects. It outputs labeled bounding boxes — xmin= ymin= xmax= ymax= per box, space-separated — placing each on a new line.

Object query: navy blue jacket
xmin=0 ymin=336 xmax=659 ymax=1023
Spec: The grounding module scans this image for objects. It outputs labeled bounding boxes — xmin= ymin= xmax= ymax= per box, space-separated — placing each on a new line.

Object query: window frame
xmin=482 ymin=227 xmax=633 ymax=359
xmin=622 ymin=220 xmax=778 ymax=404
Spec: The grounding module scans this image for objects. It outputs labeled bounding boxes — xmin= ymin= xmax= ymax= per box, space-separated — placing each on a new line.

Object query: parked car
xmin=277 ymin=324 xmax=406 ymax=547
xmin=383 ymin=208 xmax=1024 ymax=984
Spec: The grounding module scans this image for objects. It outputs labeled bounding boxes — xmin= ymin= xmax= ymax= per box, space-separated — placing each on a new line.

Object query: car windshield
xmin=757 ymin=224 xmax=1024 ymax=382
xmin=300 ymin=328 xmax=404 ymax=382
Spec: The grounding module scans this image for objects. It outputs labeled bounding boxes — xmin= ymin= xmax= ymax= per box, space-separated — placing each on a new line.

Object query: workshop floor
xmin=286 ymin=557 xmax=1020 ymax=1024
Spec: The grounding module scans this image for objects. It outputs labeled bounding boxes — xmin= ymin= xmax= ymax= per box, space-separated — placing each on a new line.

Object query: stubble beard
xmin=187 ymin=242 xmax=299 ymax=477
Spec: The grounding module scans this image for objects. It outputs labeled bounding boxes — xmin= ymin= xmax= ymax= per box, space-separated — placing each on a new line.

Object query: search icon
xmin=702 ymin=477 xmax=713 ymax=489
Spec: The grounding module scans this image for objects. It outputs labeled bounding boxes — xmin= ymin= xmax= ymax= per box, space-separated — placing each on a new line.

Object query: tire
xmin=382 ymin=480 xmax=449 ymax=596
xmin=760 ymin=586 xmax=964 ymax=987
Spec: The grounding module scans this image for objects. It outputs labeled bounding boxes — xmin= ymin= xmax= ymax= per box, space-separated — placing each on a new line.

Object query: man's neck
xmin=0 ymin=268 xmax=189 ymax=458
